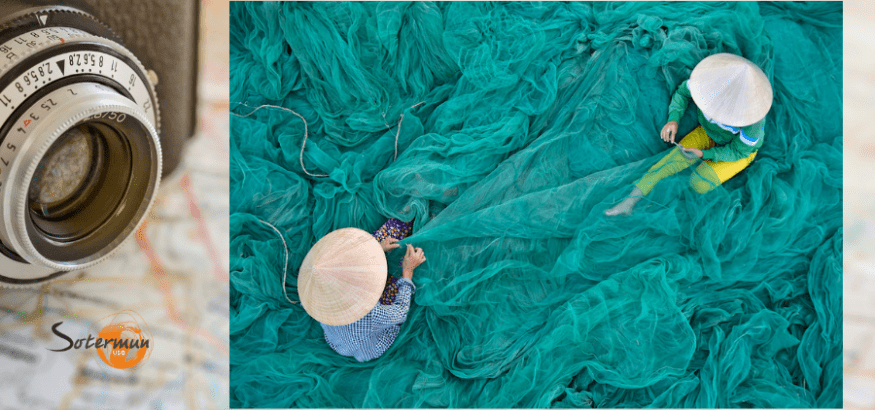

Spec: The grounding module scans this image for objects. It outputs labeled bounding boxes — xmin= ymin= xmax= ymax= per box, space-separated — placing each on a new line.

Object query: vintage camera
xmin=0 ymin=0 xmax=199 ymax=286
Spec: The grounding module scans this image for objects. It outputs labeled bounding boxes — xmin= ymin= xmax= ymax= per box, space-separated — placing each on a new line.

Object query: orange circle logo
xmin=88 ymin=310 xmax=153 ymax=379
xmin=96 ymin=321 xmax=149 ymax=369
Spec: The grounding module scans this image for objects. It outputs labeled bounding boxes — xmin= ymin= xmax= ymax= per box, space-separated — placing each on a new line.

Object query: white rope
xmin=395 ymin=102 xmax=425 ymax=161
xmin=231 ymin=102 xmax=329 ymax=178
xmin=234 ymin=101 xmax=425 ymax=305
xmin=233 ymin=101 xmax=425 ymax=169
xmin=256 ymin=218 xmax=297 ymax=304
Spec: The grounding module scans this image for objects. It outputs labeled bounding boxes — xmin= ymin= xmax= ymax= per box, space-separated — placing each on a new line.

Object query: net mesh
xmin=229 ymin=2 xmax=842 ymax=408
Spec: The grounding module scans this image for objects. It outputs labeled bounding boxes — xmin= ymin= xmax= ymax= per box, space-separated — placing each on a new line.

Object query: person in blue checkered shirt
xmin=298 ymin=220 xmax=426 ymax=362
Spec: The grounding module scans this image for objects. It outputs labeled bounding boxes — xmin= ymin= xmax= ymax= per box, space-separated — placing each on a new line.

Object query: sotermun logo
xmin=49 ymin=323 xmax=150 ymax=355
xmin=48 ymin=310 xmax=153 ymax=380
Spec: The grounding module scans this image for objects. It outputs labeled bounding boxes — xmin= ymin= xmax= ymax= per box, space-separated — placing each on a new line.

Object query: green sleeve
xmin=701 ymin=121 xmax=764 ymax=162
xmin=667 ymin=80 xmax=691 ymax=123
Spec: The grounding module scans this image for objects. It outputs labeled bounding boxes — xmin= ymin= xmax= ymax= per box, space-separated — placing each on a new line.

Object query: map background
xmin=0 ymin=0 xmax=230 ymax=409
xmin=845 ymin=1 xmax=875 ymax=409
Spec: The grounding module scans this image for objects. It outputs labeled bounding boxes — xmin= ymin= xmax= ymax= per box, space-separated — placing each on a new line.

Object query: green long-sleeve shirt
xmin=667 ymin=80 xmax=765 ymax=162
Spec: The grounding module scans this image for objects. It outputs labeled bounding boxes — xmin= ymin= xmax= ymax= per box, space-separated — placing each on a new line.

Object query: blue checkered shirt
xmin=321 ymin=278 xmax=415 ymax=362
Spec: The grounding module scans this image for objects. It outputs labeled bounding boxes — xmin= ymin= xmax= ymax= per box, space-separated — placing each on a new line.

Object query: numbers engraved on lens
xmin=40 ymin=27 xmax=64 ymax=43
xmin=16 ymin=111 xmax=41 ymax=134
xmin=41 ymin=98 xmax=57 ymax=111
xmin=12 ymin=36 xmax=37 ymax=49
xmin=20 ymin=63 xmax=54 ymax=90
xmin=0 ymin=27 xmax=81 ymax=65
xmin=0 ymin=142 xmax=18 ymax=187
xmin=69 ymin=52 xmax=100 ymax=73
xmin=0 ymin=96 xmax=58 ymax=189
xmin=0 ymin=44 xmax=14 ymax=61
xmin=86 ymin=112 xmax=127 ymax=123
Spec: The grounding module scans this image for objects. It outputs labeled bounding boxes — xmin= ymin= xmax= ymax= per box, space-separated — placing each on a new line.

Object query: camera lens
xmin=25 ymin=110 xmax=157 ymax=259
xmin=0 ymin=6 xmax=164 ymax=285
xmin=0 ymin=81 xmax=160 ymax=276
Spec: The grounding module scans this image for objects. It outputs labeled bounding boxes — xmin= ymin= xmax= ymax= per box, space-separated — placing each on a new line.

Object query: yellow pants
xmin=635 ymin=126 xmax=757 ymax=195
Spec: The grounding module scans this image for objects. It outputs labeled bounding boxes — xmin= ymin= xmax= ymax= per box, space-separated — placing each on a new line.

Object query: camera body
xmin=0 ymin=0 xmax=199 ymax=286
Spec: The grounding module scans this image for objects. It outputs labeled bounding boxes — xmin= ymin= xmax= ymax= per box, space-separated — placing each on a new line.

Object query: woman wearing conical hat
xmin=606 ymin=53 xmax=773 ymax=216
xmin=298 ymin=219 xmax=425 ymax=362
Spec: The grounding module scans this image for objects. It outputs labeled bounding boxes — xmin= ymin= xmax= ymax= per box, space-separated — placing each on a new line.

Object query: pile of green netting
xmin=229 ymin=2 xmax=842 ymax=408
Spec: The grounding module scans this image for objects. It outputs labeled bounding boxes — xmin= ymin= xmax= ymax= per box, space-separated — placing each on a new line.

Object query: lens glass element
xmin=26 ymin=121 xmax=130 ymax=242
xmin=28 ymin=125 xmax=104 ymax=219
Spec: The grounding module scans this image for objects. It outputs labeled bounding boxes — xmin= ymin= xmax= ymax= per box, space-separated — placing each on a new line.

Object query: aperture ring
xmin=0 ymin=26 xmax=160 ymax=135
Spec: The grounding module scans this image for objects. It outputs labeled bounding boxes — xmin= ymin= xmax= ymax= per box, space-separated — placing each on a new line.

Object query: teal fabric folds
xmin=230 ymin=2 xmax=842 ymax=407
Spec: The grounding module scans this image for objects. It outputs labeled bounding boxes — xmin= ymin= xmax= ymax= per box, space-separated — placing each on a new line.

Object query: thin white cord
xmin=395 ymin=102 xmax=425 ymax=161
xmin=233 ymin=101 xmax=425 ymax=167
xmin=232 ymin=102 xmax=329 ymax=178
xmin=256 ymin=218 xmax=297 ymax=304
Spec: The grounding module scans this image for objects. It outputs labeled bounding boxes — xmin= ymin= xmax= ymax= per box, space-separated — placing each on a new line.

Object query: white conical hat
xmin=688 ymin=53 xmax=773 ymax=127
xmin=298 ymin=228 xmax=387 ymax=326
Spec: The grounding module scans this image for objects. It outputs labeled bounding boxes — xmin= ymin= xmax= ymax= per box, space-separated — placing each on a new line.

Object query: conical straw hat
xmin=298 ymin=228 xmax=387 ymax=326
xmin=688 ymin=53 xmax=773 ymax=127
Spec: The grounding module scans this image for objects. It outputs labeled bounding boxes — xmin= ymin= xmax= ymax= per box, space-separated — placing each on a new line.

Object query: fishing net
xmin=229 ymin=2 xmax=842 ymax=408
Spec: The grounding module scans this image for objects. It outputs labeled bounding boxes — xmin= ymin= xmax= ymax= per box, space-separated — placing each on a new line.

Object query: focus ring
xmin=0 ymin=6 xmax=120 ymax=44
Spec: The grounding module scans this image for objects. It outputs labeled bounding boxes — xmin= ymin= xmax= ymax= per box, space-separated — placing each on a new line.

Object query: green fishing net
xmin=229 ymin=2 xmax=842 ymax=408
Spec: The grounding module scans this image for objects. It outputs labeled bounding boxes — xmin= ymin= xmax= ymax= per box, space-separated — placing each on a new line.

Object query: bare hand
xmin=380 ymin=237 xmax=400 ymax=252
xmin=660 ymin=121 xmax=679 ymax=143
xmin=401 ymin=244 xmax=426 ymax=279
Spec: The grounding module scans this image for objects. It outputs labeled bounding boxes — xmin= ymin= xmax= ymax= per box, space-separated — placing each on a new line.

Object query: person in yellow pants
xmin=634 ymin=126 xmax=757 ymax=196
xmin=606 ymin=53 xmax=772 ymax=216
